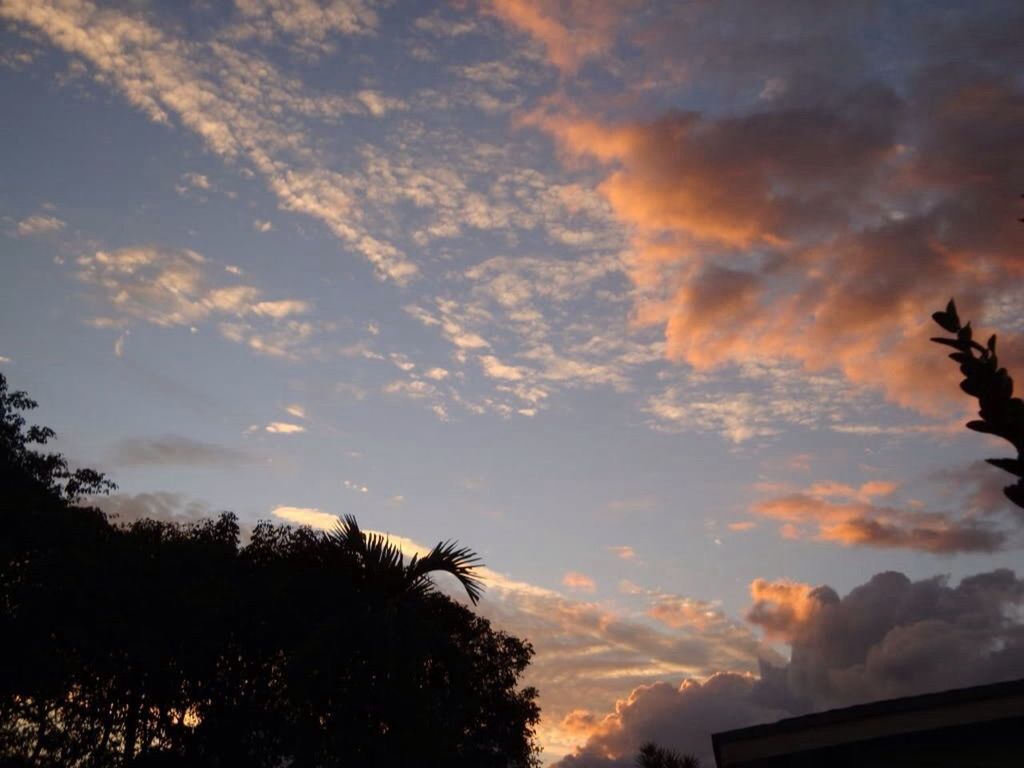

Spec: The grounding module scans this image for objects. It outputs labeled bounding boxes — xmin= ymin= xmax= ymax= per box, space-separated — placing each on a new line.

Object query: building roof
xmin=712 ymin=678 xmax=1024 ymax=768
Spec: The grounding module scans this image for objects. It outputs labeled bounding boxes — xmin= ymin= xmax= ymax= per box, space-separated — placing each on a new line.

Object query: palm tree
xmin=636 ymin=741 xmax=701 ymax=768
xmin=329 ymin=514 xmax=484 ymax=604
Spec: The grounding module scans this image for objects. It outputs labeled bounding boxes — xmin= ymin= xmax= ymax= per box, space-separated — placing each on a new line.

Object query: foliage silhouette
xmin=0 ymin=371 xmax=540 ymax=767
xmin=931 ymin=299 xmax=1024 ymax=509
xmin=635 ymin=741 xmax=701 ymax=768
xmin=331 ymin=513 xmax=484 ymax=604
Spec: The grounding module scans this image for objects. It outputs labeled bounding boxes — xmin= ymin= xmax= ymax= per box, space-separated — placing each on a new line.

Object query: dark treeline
xmin=0 ymin=373 xmax=540 ymax=767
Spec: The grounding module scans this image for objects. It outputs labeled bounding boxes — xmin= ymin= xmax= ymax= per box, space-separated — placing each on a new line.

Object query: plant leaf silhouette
xmin=931 ymin=299 xmax=1024 ymax=509
xmin=331 ymin=513 xmax=484 ymax=604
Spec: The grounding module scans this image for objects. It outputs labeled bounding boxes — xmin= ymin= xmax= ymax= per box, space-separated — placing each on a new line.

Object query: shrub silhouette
xmin=0 ymin=371 xmax=540 ymax=767
xmin=635 ymin=741 xmax=701 ymax=768
xmin=931 ymin=299 xmax=1024 ymax=509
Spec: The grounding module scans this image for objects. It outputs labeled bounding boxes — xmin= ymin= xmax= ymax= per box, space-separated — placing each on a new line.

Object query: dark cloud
xmin=554 ymin=569 xmax=1024 ymax=766
xmin=110 ymin=435 xmax=254 ymax=467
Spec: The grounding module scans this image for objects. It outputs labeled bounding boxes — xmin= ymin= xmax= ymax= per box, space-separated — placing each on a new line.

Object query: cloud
xmin=727 ymin=521 xmax=757 ymax=532
xmin=555 ymin=568 xmax=1024 ymax=766
xmin=94 ymin=492 xmax=210 ymax=526
xmin=608 ymin=545 xmax=635 ymax=560
xmin=522 ymin=4 xmax=1024 ymax=417
xmin=752 ymin=483 xmax=1010 ymax=553
xmin=479 ymin=354 xmax=527 ymax=381
xmin=253 ymin=219 xmax=273 ymax=233
xmin=227 ymin=0 xmax=378 ymax=52
xmin=648 ymin=597 xmax=724 ymax=631
xmin=1 ymin=0 xmax=417 ymax=282
xmin=272 ymin=505 xmax=338 ymax=530
xmin=483 ymin=0 xmax=628 ymax=74
xmin=74 ymin=246 xmax=316 ymax=358
xmin=644 ymin=361 xmax=877 ymax=443
xmin=15 ymin=214 xmax=65 ymax=236
xmin=265 ymin=421 xmax=305 ymax=434
xmin=110 ymin=435 xmax=253 ymax=467
xmin=343 ymin=479 xmax=369 ymax=493
xmin=284 ymin=404 xmax=306 ymax=419
xmin=555 ymin=673 xmax=785 ymax=768
xmin=562 ymin=571 xmax=597 ymax=592
xmin=746 ymin=569 xmax=1024 ymax=710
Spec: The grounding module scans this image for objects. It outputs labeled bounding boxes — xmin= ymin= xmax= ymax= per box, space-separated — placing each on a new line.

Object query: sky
xmin=2 ymin=0 xmax=1024 ymax=763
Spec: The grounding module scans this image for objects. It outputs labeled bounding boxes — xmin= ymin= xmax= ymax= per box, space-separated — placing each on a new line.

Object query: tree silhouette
xmin=931 ymin=299 xmax=1024 ymax=509
xmin=331 ymin=513 xmax=484 ymax=603
xmin=0 ymin=371 xmax=540 ymax=767
xmin=635 ymin=741 xmax=701 ymax=768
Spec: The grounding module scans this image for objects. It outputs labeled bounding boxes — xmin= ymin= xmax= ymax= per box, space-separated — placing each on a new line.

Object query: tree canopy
xmin=0 ymin=371 xmax=540 ymax=767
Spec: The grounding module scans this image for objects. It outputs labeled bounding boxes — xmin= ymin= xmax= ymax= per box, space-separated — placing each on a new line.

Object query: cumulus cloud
xmin=556 ymin=673 xmax=785 ymax=768
xmin=555 ymin=569 xmax=1024 ymax=766
xmin=110 ymin=435 xmax=253 ymax=467
xmin=523 ymin=3 xmax=1024 ymax=416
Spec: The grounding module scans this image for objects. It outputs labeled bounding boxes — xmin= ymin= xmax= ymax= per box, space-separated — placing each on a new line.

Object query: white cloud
xmin=265 ymin=421 xmax=305 ymax=434
xmin=0 ymin=0 xmax=417 ymax=282
xmin=16 ymin=214 xmax=65 ymax=236
xmin=479 ymin=354 xmax=526 ymax=381
xmin=424 ymin=367 xmax=449 ymax=380
xmin=74 ymin=246 xmax=317 ymax=358
xmin=272 ymin=505 xmax=338 ymax=530
xmin=284 ymin=404 xmax=305 ymax=419
xmin=253 ymin=219 xmax=273 ymax=232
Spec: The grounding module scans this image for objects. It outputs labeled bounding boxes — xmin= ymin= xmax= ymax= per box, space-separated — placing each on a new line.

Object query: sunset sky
xmin=2 ymin=1 xmax=1023 ymax=763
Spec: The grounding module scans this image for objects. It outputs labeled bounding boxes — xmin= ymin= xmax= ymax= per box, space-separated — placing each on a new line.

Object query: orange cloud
xmin=753 ymin=489 xmax=1006 ymax=553
xmin=482 ymin=0 xmax=628 ymax=74
xmin=745 ymin=578 xmax=818 ymax=641
xmin=608 ymin=545 xmax=636 ymax=559
xmin=727 ymin=521 xmax=757 ymax=532
xmin=648 ymin=596 xmax=723 ymax=631
xmin=525 ymin=73 xmax=1024 ymax=415
xmin=562 ymin=570 xmax=597 ymax=592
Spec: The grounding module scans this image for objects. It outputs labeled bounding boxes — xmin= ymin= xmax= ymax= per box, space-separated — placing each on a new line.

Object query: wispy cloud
xmin=562 ymin=571 xmax=597 ymax=593
xmin=111 ymin=435 xmax=253 ymax=467
xmin=74 ymin=246 xmax=317 ymax=358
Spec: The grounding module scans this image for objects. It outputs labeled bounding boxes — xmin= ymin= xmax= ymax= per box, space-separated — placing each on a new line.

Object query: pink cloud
xmin=562 ymin=570 xmax=597 ymax=592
